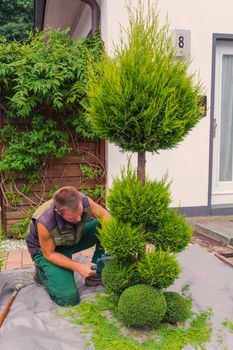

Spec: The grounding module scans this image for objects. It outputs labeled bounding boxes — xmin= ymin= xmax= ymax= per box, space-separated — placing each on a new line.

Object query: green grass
xmin=60 ymin=294 xmax=212 ymax=350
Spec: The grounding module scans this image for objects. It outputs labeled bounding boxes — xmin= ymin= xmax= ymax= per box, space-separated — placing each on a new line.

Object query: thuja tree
xmin=86 ymin=1 xmax=202 ymax=328
xmin=86 ymin=2 xmax=203 ymax=183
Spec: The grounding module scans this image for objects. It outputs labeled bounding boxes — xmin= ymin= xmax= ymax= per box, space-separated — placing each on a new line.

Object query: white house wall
xmin=100 ymin=0 xmax=233 ymax=209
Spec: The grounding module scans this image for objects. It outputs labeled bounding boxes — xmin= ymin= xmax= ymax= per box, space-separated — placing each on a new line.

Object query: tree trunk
xmin=137 ymin=152 xmax=146 ymax=259
xmin=137 ymin=151 xmax=146 ymax=185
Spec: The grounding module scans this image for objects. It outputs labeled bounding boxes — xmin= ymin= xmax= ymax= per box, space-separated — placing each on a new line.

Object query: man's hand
xmin=75 ymin=262 xmax=97 ymax=278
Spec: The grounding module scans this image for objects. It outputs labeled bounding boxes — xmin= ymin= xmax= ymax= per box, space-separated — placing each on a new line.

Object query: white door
xmin=212 ymin=41 xmax=233 ymax=205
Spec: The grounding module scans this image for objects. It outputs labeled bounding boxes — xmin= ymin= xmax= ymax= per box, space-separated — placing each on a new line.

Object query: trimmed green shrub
xmin=107 ymin=169 xmax=170 ymax=226
xmin=98 ymin=217 xmax=145 ymax=259
xmin=138 ymin=250 xmax=181 ymax=289
xmin=118 ymin=284 xmax=167 ymax=328
xmin=86 ymin=3 xmax=203 ymax=154
xmin=145 ymin=209 xmax=193 ymax=252
xmin=163 ymin=291 xmax=192 ymax=324
xmin=102 ymin=258 xmax=139 ymax=295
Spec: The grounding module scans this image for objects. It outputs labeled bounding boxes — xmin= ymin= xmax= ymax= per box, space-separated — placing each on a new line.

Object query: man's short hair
xmin=53 ymin=186 xmax=82 ymax=213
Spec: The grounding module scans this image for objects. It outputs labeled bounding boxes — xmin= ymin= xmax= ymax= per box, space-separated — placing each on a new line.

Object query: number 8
xmin=178 ymin=36 xmax=184 ymax=48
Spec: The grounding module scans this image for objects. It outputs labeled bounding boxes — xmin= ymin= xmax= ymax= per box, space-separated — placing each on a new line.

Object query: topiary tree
xmin=98 ymin=169 xmax=191 ymax=327
xmin=86 ymin=1 xmax=201 ymax=328
xmin=86 ymin=1 xmax=204 ymax=183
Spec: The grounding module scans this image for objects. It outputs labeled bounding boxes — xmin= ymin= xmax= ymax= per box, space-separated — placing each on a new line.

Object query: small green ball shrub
xmin=107 ymin=169 xmax=170 ymax=226
xmin=145 ymin=209 xmax=193 ymax=252
xmin=138 ymin=250 xmax=181 ymax=289
xmin=163 ymin=291 xmax=192 ymax=324
xmin=118 ymin=284 xmax=167 ymax=328
xmin=102 ymin=258 xmax=140 ymax=295
xmin=98 ymin=217 xmax=145 ymax=259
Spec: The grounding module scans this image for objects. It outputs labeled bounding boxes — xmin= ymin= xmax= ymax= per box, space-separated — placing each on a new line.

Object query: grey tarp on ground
xmin=1 ymin=245 xmax=233 ymax=349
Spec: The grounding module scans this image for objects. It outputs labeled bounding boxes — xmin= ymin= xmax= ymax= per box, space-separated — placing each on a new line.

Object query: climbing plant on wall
xmin=0 ymin=29 xmax=104 ymax=237
xmin=0 ymin=0 xmax=34 ymax=41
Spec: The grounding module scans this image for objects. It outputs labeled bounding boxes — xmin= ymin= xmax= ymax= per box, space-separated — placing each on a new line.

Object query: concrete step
xmin=188 ymin=216 xmax=233 ymax=246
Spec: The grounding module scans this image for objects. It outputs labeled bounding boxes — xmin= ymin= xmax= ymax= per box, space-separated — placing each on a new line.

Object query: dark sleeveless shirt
xmin=26 ymin=194 xmax=91 ymax=257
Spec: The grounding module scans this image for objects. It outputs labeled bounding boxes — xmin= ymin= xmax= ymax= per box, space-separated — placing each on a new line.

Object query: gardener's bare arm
xmin=87 ymin=197 xmax=111 ymax=221
xmin=37 ymin=222 xmax=96 ymax=278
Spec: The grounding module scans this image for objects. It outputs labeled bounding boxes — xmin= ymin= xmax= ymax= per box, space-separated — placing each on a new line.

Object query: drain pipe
xmin=80 ymin=0 xmax=100 ymax=35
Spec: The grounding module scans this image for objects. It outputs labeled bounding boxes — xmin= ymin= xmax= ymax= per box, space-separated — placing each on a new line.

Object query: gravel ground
xmin=3 ymin=239 xmax=27 ymax=252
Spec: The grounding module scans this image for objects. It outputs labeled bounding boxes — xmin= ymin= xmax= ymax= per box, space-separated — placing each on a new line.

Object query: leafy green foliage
xmin=98 ymin=217 xmax=145 ymax=259
xmin=0 ymin=29 xmax=102 ymax=126
xmin=82 ymin=185 xmax=105 ymax=201
xmin=118 ymin=284 xmax=167 ymax=328
xmin=145 ymin=209 xmax=193 ymax=252
xmin=138 ymin=250 xmax=181 ymax=289
xmin=86 ymin=2 xmax=203 ymax=153
xmin=48 ymin=185 xmax=61 ymax=198
xmin=10 ymin=208 xmax=34 ymax=238
xmin=0 ymin=0 xmax=33 ymax=41
xmin=81 ymin=165 xmax=101 ymax=180
xmin=107 ymin=168 xmax=171 ymax=226
xmin=0 ymin=117 xmax=71 ymax=172
xmin=60 ymin=294 xmax=212 ymax=350
xmin=102 ymin=258 xmax=140 ymax=295
xmin=0 ymin=29 xmax=103 ymax=175
xmin=5 ymin=190 xmax=21 ymax=205
xmin=163 ymin=292 xmax=192 ymax=325
xmin=0 ymin=29 xmax=104 ymax=237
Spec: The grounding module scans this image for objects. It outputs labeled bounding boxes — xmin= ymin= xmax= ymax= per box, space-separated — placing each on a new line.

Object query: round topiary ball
xmin=102 ymin=258 xmax=139 ymax=295
xmin=118 ymin=284 xmax=167 ymax=328
xmin=163 ymin=291 xmax=192 ymax=325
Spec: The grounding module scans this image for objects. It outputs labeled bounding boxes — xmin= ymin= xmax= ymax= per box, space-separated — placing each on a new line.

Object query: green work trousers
xmin=33 ymin=219 xmax=104 ymax=307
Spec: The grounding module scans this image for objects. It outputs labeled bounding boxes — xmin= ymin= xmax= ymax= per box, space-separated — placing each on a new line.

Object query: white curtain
xmin=219 ymin=55 xmax=233 ymax=181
